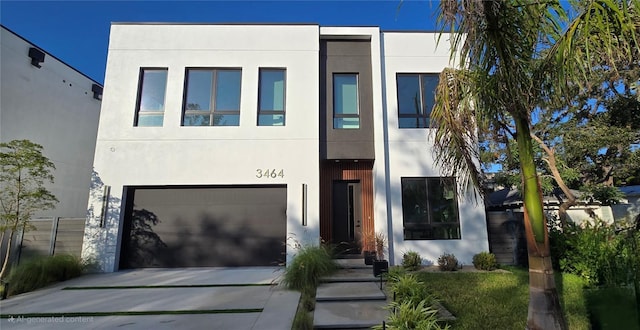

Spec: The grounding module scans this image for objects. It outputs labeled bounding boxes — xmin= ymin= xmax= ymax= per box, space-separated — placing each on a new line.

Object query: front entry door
xmin=332 ymin=181 xmax=362 ymax=254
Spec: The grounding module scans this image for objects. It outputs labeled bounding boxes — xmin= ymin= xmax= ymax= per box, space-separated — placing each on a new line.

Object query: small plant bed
xmin=281 ymin=243 xmax=337 ymax=330
xmin=4 ymin=254 xmax=95 ymax=297
xmin=401 ymin=250 xmax=422 ymax=271
xmin=375 ymin=267 xmax=454 ymax=329
xmin=472 ymin=252 xmax=498 ymax=271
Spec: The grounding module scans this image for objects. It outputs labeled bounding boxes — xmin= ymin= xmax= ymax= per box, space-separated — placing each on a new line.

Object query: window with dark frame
xmin=258 ymin=69 xmax=286 ymax=126
xmin=182 ymin=68 xmax=242 ymax=126
xmin=333 ymin=73 xmax=360 ymax=129
xmin=396 ymin=73 xmax=439 ymax=128
xmin=135 ymin=68 xmax=168 ymax=127
xmin=401 ymin=177 xmax=461 ymax=240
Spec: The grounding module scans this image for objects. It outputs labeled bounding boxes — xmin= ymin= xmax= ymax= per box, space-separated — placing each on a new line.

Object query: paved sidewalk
xmin=0 ymin=267 xmax=300 ymax=330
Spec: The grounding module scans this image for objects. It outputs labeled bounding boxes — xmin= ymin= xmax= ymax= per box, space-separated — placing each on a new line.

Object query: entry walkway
xmin=0 ymin=267 xmax=299 ymax=330
xmin=313 ymin=259 xmax=389 ymax=329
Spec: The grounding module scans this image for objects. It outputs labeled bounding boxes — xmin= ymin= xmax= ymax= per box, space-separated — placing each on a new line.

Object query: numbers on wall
xmin=256 ymin=169 xmax=284 ymax=179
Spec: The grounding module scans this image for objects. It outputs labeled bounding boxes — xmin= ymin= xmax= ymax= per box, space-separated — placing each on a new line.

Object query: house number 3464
xmin=256 ymin=169 xmax=284 ymax=179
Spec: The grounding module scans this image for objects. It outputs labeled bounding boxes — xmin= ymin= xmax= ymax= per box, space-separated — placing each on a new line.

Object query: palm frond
xmin=547 ymin=0 xmax=640 ymax=96
xmin=430 ymin=68 xmax=482 ymax=196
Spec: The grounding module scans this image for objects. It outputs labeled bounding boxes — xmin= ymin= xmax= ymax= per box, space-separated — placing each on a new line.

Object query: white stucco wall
xmin=379 ymin=32 xmax=489 ymax=265
xmin=0 ymin=27 xmax=101 ymax=219
xmin=84 ymin=24 xmax=321 ymax=271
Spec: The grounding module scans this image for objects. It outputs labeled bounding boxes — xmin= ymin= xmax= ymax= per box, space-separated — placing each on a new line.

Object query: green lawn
xmin=414 ymin=268 xmax=637 ymax=329
xmin=586 ymin=286 xmax=639 ymax=330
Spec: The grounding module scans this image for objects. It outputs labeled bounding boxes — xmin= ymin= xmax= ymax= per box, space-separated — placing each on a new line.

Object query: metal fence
xmin=1 ymin=217 xmax=85 ymax=266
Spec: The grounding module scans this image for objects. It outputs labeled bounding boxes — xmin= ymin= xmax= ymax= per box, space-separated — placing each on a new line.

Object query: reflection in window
xmin=333 ymin=73 xmax=360 ymax=129
xmin=401 ymin=177 xmax=460 ymax=240
xmin=183 ymin=69 xmax=241 ymax=126
xmin=135 ymin=69 xmax=168 ymax=127
xmin=396 ymin=73 xmax=439 ymax=128
xmin=258 ymin=69 xmax=286 ymax=126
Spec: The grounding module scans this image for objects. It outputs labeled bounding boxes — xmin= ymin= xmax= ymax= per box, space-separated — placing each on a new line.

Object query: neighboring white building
xmin=0 ymin=25 xmax=102 ymax=220
xmin=1 ymin=25 xmax=102 ymax=260
xmin=83 ymin=23 xmax=489 ymax=272
xmin=613 ymin=185 xmax=640 ymax=224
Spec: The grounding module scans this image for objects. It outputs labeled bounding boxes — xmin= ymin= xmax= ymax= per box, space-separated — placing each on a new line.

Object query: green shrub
xmin=6 ymin=254 xmax=88 ymax=296
xmin=437 ymin=253 xmax=459 ymax=272
xmin=472 ymin=252 xmax=498 ymax=271
xmin=550 ymin=219 xmax=631 ymax=286
xmin=386 ymin=265 xmax=407 ymax=282
xmin=291 ymin=308 xmax=313 ymax=330
xmin=402 ymin=251 xmax=422 ymax=271
xmin=388 ymin=273 xmax=436 ymax=307
xmin=374 ymin=299 xmax=449 ymax=330
xmin=281 ymin=244 xmax=337 ymax=293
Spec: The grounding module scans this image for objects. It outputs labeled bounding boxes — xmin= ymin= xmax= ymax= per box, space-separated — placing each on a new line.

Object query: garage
xmin=119 ymin=185 xmax=287 ymax=268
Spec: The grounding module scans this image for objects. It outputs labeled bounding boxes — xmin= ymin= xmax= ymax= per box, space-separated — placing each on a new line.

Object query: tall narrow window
xmin=183 ymin=68 xmax=242 ymax=126
xmin=401 ymin=177 xmax=460 ymax=240
xmin=396 ymin=73 xmax=439 ymax=128
xmin=333 ymin=73 xmax=360 ymax=129
xmin=258 ymin=69 xmax=286 ymax=126
xmin=135 ymin=69 xmax=167 ymax=127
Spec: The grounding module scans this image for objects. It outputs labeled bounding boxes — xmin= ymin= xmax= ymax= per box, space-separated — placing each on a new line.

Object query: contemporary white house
xmin=83 ymin=23 xmax=489 ymax=272
xmin=1 ymin=25 xmax=102 ymax=259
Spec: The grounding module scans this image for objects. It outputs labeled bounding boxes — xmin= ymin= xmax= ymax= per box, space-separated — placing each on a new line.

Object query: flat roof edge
xmin=111 ymin=22 xmax=320 ymax=26
xmin=0 ymin=24 xmax=102 ymax=86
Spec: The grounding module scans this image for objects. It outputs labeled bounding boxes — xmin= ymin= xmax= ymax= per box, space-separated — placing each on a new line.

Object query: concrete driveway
xmin=0 ymin=267 xmax=299 ymax=330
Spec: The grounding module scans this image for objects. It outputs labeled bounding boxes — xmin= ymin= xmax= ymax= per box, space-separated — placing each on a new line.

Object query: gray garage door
xmin=119 ymin=185 xmax=287 ymax=268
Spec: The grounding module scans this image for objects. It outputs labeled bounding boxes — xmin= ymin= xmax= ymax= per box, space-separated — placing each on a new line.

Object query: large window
xmin=396 ymin=73 xmax=439 ymax=128
xmin=333 ymin=73 xmax=360 ymax=129
xmin=135 ymin=69 xmax=168 ymax=127
xmin=183 ymin=69 xmax=242 ymax=126
xmin=258 ymin=69 xmax=286 ymax=126
xmin=401 ymin=177 xmax=460 ymax=240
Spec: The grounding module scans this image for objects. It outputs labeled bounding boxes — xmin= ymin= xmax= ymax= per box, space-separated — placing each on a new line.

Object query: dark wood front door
xmin=332 ymin=180 xmax=362 ymax=254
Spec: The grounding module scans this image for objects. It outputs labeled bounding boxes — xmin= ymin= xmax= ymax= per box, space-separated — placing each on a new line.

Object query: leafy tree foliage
xmin=0 ymin=140 xmax=58 ymax=279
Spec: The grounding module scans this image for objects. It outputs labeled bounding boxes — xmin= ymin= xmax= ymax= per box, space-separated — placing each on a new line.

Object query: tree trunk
xmin=557 ymin=200 xmax=576 ymax=230
xmin=0 ymin=231 xmax=15 ymax=280
xmin=530 ymin=133 xmax=576 ymax=230
xmin=515 ymin=116 xmax=567 ymax=330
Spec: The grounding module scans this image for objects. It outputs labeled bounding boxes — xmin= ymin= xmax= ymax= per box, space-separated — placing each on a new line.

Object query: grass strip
xmin=0 ymin=309 xmax=263 ymax=318
xmin=63 ymin=283 xmax=274 ymax=290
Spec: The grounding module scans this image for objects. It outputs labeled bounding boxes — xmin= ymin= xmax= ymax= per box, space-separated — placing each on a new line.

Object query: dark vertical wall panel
xmin=320 ymin=161 xmax=374 ymax=249
xmin=320 ymin=40 xmax=375 ymax=160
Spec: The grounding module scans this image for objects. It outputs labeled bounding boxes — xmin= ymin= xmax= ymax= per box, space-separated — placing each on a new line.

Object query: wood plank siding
xmin=320 ymin=160 xmax=375 ymax=249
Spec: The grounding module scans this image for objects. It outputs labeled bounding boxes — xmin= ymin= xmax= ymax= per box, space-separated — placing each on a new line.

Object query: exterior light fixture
xmin=92 ymin=84 xmax=103 ymax=100
xmin=28 ymin=47 xmax=45 ymax=68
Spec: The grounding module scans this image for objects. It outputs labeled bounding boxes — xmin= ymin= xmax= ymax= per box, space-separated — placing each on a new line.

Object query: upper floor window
xmin=258 ymin=69 xmax=286 ymax=126
xmin=396 ymin=73 xmax=439 ymax=128
xmin=333 ymin=73 xmax=360 ymax=129
xmin=401 ymin=177 xmax=460 ymax=240
xmin=183 ymin=68 xmax=242 ymax=126
xmin=135 ymin=68 xmax=167 ymax=127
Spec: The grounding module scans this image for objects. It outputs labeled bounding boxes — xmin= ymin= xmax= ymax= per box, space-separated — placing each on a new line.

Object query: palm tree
xmin=431 ymin=1 xmax=639 ymax=329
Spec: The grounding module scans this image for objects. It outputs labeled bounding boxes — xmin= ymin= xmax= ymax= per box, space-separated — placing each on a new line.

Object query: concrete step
xmin=316 ymin=282 xmax=386 ymax=301
xmin=322 ymin=268 xmax=380 ymax=283
xmin=313 ymin=300 xmax=389 ymax=329
xmin=333 ymin=258 xmax=371 ymax=269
